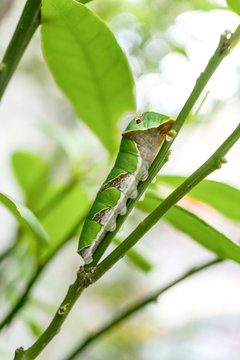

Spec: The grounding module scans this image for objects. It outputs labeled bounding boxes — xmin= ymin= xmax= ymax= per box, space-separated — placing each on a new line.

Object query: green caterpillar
xmin=78 ymin=112 xmax=174 ymax=264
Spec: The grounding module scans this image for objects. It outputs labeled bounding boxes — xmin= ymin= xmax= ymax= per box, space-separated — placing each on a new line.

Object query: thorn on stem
xmin=58 ymin=303 xmax=70 ymax=316
xmin=217 ymin=157 xmax=228 ymax=169
xmin=15 ymin=347 xmax=24 ymax=353
xmin=164 ymin=150 xmax=172 ymax=163
xmin=220 ymin=30 xmax=232 ymax=55
xmin=220 ymin=157 xmax=228 ymax=164
xmin=166 ymin=129 xmax=177 ymax=142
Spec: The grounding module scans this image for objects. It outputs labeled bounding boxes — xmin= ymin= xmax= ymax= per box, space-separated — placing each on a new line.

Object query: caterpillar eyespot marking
xmin=134 ymin=113 xmax=143 ymax=124
xmin=78 ymin=112 xmax=175 ymax=264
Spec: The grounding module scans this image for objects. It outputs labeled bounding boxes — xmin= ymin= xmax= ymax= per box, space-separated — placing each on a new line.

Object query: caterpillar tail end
xmin=78 ymin=246 xmax=93 ymax=265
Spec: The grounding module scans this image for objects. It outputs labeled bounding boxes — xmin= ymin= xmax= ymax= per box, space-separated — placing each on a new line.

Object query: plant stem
xmin=64 ymin=259 xmax=221 ymax=360
xmin=0 ymin=216 xmax=148 ymax=331
xmin=89 ymin=24 xmax=240 ymax=266
xmin=0 ymin=206 xmax=150 ymax=330
xmin=0 ymin=0 xmax=41 ymax=100
xmin=91 ymin=122 xmax=240 ymax=281
xmin=14 ymin=122 xmax=240 ymax=360
xmin=173 ymin=27 xmax=240 ymax=133
xmin=14 ymin=275 xmax=86 ymax=360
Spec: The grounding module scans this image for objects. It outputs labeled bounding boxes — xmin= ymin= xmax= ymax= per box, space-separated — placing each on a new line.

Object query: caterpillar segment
xmin=78 ymin=112 xmax=175 ymax=264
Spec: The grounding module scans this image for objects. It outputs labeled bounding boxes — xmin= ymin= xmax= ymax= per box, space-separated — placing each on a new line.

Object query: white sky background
xmin=0 ymin=1 xmax=240 ymax=359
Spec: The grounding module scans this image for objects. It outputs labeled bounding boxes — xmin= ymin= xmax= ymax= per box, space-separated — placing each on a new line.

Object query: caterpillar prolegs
xmin=78 ymin=112 xmax=175 ymax=264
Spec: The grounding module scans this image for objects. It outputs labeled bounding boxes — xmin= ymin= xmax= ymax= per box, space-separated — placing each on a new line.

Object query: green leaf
xmin=227 ymin=0 xmax=240 ymax=15
xmin=0 ymin=193 xmax=49 ymax=245
xmin=114 ymin=239 xmax=153 ymax=272
xmin=138 ymin=193 xmax=240 ymax=263
xmin=26 ymin=320 xmax=43 ymax=338
xmin=40 ymin=184 xmax=90 ymax=256
xmin=154 ymin=176 xmax=240 ymax=222
xmin=11 ymin=152 xmax=48 ymax=207
xmin=41 ymin=0 xmax=135 ymax=154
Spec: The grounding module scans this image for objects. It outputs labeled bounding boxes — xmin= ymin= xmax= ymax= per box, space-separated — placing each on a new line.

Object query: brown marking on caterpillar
xmin=123 ymin=118 xmax=175 ymax=161
xmin=99 ymin=173 xmax=132 ymax=193
xmin=93 ymin=207 xmax=113 ymax=225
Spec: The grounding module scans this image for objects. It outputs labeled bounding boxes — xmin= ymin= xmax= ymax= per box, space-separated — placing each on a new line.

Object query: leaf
xmin=26 ymin=320 xmax=43 ymax=338
xmin=227 ymin=0 xmax=240 ymax=15
xmin=0 ymin=193 xmax=49 ymax=245
xmin=40 ymin=184 xmax=90 ymax=256
xmin=41 ymin=0 xmax=135 ymax=154
xmin=138 ymin=193 xmax=240 ymax=263
xmin=11 ymin=152 xmax=48 ymax=208
xmin=154 ymin=176 xmax=240 ymax=222
xmin=114 ymin=239 xmax=153 ymax=272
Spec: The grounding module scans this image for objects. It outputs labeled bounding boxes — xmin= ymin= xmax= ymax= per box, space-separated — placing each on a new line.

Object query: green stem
xmin=0 ymin=0 xmax=41 ymax=100
xmin=64 ymin=259 xmax=221 ymax=360
xmin=173 ymin=27 xmax=240 ymax=133
xmin=89 ymin=25 xmax=240 ymax=266
xmin=14 ymin=275 xmax=86 ymax=360
xmin=91 ymin=123 xmax=240 ymax=281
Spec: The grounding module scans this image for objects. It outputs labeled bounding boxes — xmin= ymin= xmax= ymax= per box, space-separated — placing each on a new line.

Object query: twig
xmin=64 ymin=259 xmax=221 ymax=360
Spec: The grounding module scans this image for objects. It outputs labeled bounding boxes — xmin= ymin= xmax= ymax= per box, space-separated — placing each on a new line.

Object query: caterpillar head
xmin=123 ymin=112 xmax=173 ymax=132
xmin=122 ymin=112 xmax=175 ymax=161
